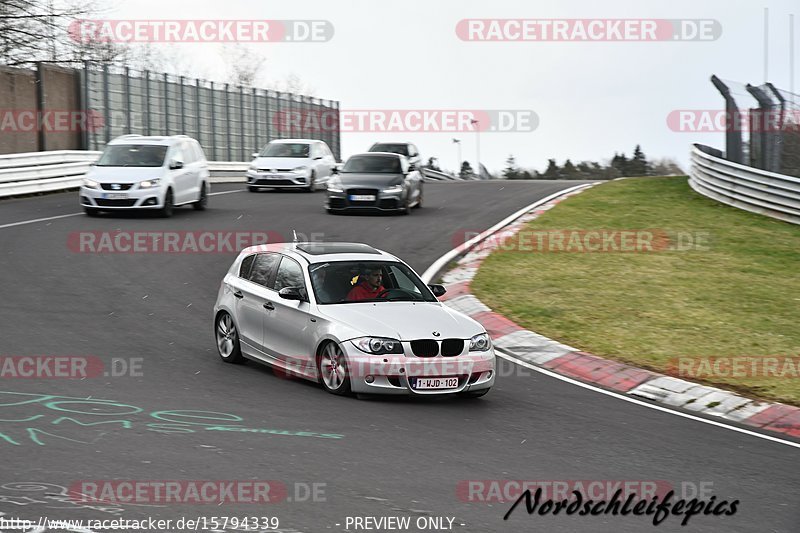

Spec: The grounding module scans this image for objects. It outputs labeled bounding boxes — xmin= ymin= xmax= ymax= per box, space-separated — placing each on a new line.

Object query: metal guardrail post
xmin=711 ymin=75 xmax=744 ymax=165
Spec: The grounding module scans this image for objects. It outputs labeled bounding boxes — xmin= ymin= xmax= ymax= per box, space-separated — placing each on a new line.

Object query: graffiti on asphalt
xmin=0 ymin=391 xmax=344 ymax=446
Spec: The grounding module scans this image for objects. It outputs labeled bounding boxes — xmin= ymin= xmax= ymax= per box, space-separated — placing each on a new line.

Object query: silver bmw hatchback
xmin=213 ymin=242 xmax=495 ymax=398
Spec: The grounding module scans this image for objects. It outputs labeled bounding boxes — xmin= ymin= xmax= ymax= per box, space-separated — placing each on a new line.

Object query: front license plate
xmin=349 ymin=194 xmax=376 ymax=201
xmin=413 ymin=377 xmax=459 ymax=390
xmin=103 ymin=193 xmax=129 ymax=199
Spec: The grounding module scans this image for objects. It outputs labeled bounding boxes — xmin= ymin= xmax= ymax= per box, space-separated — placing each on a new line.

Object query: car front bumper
xmin=80 ymin=186 xmax=165 ymax=209
xmin=247 ymin=170 xmax=310 ymax=188
xmin=340 ymin=342 xmax=496 ymax=395
xmin=326 ymin=190 xmax=406 ymax=211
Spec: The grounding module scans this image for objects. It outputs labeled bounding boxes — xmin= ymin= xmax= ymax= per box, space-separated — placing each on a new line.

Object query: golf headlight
xmin=469 ymin=332 xmax=491 ymax=352
xmin=382 ymin=184 xmax=403 ymax=194
xmin=292 ymin=165 xmax=309 ymax=174
xmin=139 ymin=178 xmax=161 ymax=189
xmin=83 ymin=178 xmax=100 ymax=189
xmin=352 ymin=337 xmax=403 ymax=355
xmin=327 ymin=177 xmax=344 ymax=193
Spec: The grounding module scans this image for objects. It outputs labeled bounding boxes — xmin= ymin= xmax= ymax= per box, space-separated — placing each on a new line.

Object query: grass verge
xmin=471 ymin=177 xmax=800 ymax=405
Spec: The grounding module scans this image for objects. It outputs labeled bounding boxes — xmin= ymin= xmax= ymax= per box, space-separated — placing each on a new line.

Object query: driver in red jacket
xmin=346 ymin=267 xmax=385 ymax=301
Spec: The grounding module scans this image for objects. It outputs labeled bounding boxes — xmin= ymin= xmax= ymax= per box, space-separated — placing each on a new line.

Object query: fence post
xmin=164 ymin=72 xmax=170 ymax=135
xmin=103 ymin=63 xmax=111 ymax=144
xmin=225 ymin=84 xmax=232 ymax=161
xmin=210 ymin=81 xmax=216 ymax=160
xmin=240 ymin=86 xmax=246 ymax=161
xmin=180 ymin=75 xmax=186 ymax=135
xmin=124 ymin=67 xmax=131 ymax=134
xmin=34 ymin=62 xmax=46 ymax=152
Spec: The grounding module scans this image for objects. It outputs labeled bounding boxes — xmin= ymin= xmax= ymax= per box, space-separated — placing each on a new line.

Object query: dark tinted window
xmin=239 ymin=254 xmax=256 ymax=278
xmin=248 ymin=253 xmax=281 ymax=287
xmin=342 ymin=155 xmax=402 ymax=174
xmin=260 ymin=143 xmax=310 ymax=158
xmin=96 ymin=145 xmax=167 ymax=167
xmin=370 ymin=143 xmax=410 ymax=156
xmin=274 ymin=257 xmax=305 ymax=291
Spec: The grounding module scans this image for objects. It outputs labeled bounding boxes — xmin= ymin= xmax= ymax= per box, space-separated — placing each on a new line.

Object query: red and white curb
xmin=425 ymin=184 xmax=800 ymax=441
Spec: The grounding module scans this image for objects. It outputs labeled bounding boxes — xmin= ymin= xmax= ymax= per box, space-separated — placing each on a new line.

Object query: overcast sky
xmin=95 ymin=0 xmax=798 ymax=173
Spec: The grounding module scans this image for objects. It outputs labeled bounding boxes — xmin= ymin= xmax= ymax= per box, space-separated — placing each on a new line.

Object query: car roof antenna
xmin=292 ymin=229 xmax=298 ymax=247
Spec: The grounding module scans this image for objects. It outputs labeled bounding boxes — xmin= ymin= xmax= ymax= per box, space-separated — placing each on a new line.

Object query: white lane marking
xmin=0 ymin=189 xmax=244 ymax=230
xmin=421 ymin=183 xmax=594 ymax=283
xmin=496 ymin=351 xmax=800 ymax=450
xmin=422 ymin=183 xmax=800 ymax=449
xmin=0 ymin=212 xmax=82 ymax=230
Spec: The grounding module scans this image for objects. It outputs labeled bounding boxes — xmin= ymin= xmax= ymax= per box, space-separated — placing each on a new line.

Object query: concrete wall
xmin=0 ymin=64 xmax=82 ymax=155
xmin=0 ymin=66 xmax=39 ymax=154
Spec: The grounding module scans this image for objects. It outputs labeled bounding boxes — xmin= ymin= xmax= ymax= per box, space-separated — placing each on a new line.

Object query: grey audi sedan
xmin=325 ymin=153 xmax=423 ymax=214
xmin=213 ymin=242 xmax=495 ymax=398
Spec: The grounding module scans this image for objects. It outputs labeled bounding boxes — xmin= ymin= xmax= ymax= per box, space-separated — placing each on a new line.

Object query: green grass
xmin=471 ymin=177 xmax=800 ymax=405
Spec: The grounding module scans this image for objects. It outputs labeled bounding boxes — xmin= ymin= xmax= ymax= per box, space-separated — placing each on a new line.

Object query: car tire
xmin=193 ymin=182 xmax=208 ymax=211
xmin=304 ymin=171 xmax=316 ymax=193
xmin=159 ymin=189 xmax=174 ymax=218
xmin=215 ymin=312 xmax=244 ymax=364
xmin=459 ymin=388 xmax=490 ymax=398
xmin=84 ymin=207 xmax=100 ymax=217
xmin=248 ymin=185 xmax=258 ymax=192
xmin=317 ymin=342 xmax=351 ymax=395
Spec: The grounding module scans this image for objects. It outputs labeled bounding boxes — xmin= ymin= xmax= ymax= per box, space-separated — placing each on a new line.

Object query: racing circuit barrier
xmin=0 ymin=151 xmax=465 ymax=198
xmin=690 ymin=143 xmax=800 ymax=225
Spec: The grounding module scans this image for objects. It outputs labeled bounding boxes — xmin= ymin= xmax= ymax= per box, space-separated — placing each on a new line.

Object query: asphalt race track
xmin=0 ymin=181 xmax=798 ymax=533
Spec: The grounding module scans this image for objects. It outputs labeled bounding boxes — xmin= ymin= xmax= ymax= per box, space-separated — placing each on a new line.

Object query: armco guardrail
xmin=690 ymin=143 xmax=800 ymax=225
xmin=0 ymin=152 xmax=250 ymax=197
xmin=0 ymin=152 xmax=469 ymax=198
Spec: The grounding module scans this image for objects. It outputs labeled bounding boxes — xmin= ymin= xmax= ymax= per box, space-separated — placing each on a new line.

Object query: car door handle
xmin=233 ymin=291 xmax=244 ymax=299
xmin=263 ymin=301 xmax=274 ymax=310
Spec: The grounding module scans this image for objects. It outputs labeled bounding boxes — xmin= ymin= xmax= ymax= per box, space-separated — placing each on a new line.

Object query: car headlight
xmin=292 ymin=165 xmax=309 ymax=173
xmin=382 ymin=184 xmax=403 ymax=194
xmin=327 ymin=177 xmax=344 ymax=193
xmin=83 ymin=178 xmax=100 ymax=189
xmin=469 ymin=332 xmax=491 ymax=352
xmin=352 ymin=337 xmax=403 ymax=355
xmin=139 ymin=178 xmax=161 ymax=189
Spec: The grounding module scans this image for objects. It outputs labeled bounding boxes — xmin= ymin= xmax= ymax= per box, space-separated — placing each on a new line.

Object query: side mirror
xmin=428 ymin=284 xmax=447 ymax=297
xmin=331 ymin=166 xmax=339 ymax=174
xmin=252 ymin=152 xmax=259 ymax=159
xmin=279 ymin=287 xmax=304 ymax=301
xmin=313 ymin=156 xmax=323 ymax=160
xmin=408 ymin=163 xmax=417 ymax=171
xmin=169 ymin=159 xmax=184 ymax=170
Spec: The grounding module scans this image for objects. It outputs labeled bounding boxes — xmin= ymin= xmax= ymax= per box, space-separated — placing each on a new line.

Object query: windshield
xmin=259 ymin=143 xmax=310 ymax=158
xmin=96 ymin=145 xmax=168 ymax=167
xmin=370 ymin=143 xmax=410 ymax=156
xmin=309 ymin=261 xmax=437 ymax=304
xmin=342 ymin=155 xmax=402 ymax=174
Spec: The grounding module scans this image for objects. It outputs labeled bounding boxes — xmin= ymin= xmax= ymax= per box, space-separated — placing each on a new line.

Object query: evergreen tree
xmin=628 ymin=145 xmax=651 ymax=176
xmin=503 ymin=154 xmax=520 ymax=179
xmin=459 ymin=161 xmax=474 ymax=179
xmin=542 ymin=159 xmax=560 ymax=179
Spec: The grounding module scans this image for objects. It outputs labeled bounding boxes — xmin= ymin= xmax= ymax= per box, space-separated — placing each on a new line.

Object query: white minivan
xmin=246 ymin=139 xmax=337 ymax=192
xmin=80 ymin=135 xmax=210 ymax=217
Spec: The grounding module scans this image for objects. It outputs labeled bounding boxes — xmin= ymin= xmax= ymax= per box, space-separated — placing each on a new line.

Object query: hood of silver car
xmin=86 ymin=166 xmax=164 ymax=182
xmin=318 ymin=302 xmax=482 ymax=340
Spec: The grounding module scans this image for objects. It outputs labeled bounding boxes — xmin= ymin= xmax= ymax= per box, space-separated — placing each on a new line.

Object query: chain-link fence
xmin=81 ymin=62 xmax=340 ymax=162
xmin=711 ymin=75 xmax=800 ymax=177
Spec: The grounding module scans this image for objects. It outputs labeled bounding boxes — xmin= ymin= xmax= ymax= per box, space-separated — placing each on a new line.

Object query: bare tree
xmin=270 ymin=72 xmax=317 ymax=96
xmin=221 ymin=44 xmax=265 ymax=87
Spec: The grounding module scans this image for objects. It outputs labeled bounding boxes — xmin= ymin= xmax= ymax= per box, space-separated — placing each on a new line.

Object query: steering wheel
xmin=376 ymin=288 xmax=424 ymax=301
